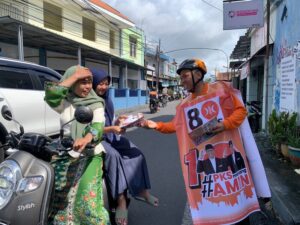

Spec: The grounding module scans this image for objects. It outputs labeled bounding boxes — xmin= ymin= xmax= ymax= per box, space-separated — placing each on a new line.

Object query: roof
xmin=230 ymin=30 xmax=251 ymax=60
xmin=88 ymin=0 xmax=133 ymax=24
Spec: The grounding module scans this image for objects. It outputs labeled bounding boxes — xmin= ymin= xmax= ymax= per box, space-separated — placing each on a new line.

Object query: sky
xmin=101 ymin=0 xmax=247 ymax=75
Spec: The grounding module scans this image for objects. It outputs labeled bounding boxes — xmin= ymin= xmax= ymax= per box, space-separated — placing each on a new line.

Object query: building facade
xmin=120 ymin=27 xmax=146 ymax=90
xmin=230 ymin=0 xmax=281 ymax=129
xmin=0 ymin=0 xmax=148 ymax=110
xmin=145 ymin=45 xmax=179 ymax=92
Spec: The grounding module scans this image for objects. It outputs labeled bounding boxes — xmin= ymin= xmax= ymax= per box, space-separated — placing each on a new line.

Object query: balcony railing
xmin=0 ymin=3 xmax=25 ymax=22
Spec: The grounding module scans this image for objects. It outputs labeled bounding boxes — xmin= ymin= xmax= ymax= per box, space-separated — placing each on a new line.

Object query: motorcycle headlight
xmin=0 ymin=160 xmax=22 ymax=210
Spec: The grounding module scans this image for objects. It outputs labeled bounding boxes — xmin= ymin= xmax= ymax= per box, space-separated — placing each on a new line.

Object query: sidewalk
xmin=255 ymin=132 xmax=300 ymax=225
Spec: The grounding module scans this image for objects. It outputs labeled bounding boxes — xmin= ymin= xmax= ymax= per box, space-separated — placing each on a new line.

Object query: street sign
xmin=223 ymin=0 xmax=264 ymax=30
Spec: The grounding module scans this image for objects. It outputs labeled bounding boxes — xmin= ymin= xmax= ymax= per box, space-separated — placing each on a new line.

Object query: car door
xmin=0 ymin=66 xmax=45 ymax=134
xmin=32 ymin=70 xmax=61 ymax=136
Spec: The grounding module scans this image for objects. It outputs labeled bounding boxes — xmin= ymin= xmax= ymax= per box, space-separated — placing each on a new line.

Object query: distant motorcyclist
xmin=149 ymin=87 xmax=158 ymax=99
xmin=161 ymin=87 xmax=168 ymax=107
xmin=149 ymin=87 xmax=159 ymax=113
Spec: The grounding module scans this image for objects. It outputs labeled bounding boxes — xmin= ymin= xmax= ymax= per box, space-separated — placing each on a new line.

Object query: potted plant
xmin=268 ymin=110 xmax=281 ymax=153
xmin=280 ymin=112 xmax=297 ymax=158
xmin=287 ymin=126 xmax=300 ymax=166
xmin=268 ymin=110 xmax=298 ymax=157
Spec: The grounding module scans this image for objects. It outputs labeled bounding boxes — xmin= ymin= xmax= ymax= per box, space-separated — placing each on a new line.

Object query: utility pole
xmin=264 ymin=0 xmax=270 ymax=129
xmin=156 ymin=39 xmax=161 ymax=91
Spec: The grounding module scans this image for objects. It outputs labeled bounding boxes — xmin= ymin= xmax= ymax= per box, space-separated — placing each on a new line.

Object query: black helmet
xmin=176 ymin=59 xmax=207 ymax=75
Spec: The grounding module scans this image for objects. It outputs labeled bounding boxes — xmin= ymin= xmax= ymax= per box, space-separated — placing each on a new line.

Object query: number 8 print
xmin=187 ymin=107 xmax=203 ymax=130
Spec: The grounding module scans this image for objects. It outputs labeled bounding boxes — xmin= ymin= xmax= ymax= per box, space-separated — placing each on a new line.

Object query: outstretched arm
xmin=140 ymin=119 xmax=176 ymax=134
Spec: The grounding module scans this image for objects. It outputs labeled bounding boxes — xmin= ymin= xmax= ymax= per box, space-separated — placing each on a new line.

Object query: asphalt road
xmin=124 ymin=101 xmax=187 ymax=225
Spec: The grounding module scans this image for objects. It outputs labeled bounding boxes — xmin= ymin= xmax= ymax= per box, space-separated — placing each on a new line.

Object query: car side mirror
xmin=1 ymin=105 xmax=12 ymax=121
xmin=74 ymin=106 xmax=93 ymax=124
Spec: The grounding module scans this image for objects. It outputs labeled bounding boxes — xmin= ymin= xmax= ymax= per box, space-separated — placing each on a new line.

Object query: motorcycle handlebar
xmin=60 ymin=137 xmax=94 ymax=149
xmin=5 ymin=131 xmax=21 ymax=149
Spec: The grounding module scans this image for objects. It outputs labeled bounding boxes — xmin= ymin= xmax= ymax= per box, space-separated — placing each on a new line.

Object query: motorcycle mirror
xmin=74 ymin=106 xmax=93 ymax=124
xmin=59 ymin=106 xmax=93 ymax=139
xmin=1 ymin=105 xmax=24 ymax=135
xmin=1 ymin=105 xmax=12 ymax=121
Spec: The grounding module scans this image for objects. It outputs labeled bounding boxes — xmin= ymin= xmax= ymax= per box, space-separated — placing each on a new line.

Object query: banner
xmin=280 ymin=55 xmax=296 ymax=112
xmin=223 ymin=0 xmax=264 ymax=30
xmin=175 ymin=83 xmax=262 ymax=225
xmin=240 ymin=62 xmax=250 ymax=80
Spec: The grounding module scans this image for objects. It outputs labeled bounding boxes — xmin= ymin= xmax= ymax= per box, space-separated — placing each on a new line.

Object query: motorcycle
xmin=149 ymin=97 xmax=159 ymax=113
xmin=0 ymin=105 xmax=114 ymax=225
xmin=168 ymin=95 xmax=174 ymax=102
xmin=246 ymin=101 xmax=262 ymax=133
xmin=158 ymin=94 xmax=167 ymax=108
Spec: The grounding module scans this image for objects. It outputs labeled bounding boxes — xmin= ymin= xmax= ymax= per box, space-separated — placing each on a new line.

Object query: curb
xmin=115 ymin=104 xmax=148 ymax=115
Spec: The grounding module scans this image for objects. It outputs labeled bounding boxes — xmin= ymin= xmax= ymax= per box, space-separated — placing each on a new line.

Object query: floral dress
xmin=45 ymin=82 xmax=110 ymax=225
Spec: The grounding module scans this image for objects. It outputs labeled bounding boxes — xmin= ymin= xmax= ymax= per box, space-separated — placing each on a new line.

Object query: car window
xmin=36 ymin=72 xmax=60 ymax=90
xmin=0 ymin=69 xmax=33 ymax=90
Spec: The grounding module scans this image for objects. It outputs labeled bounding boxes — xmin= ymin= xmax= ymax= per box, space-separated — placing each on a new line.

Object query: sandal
xmin=115 ymin=208 xmax=128 ymax=225
xmin=134 ymin=194 xmax=159 ymax=207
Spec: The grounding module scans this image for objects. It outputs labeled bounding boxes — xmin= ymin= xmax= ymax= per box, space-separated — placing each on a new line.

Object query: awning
xmin=146 ymin=75 xmax=153 ymax=81
xmin=238 ymin=43 xmax=274 ymax=69
xmin=230 ymin=30 xmax=251 ymax=60
xmin=0 ymin=16 xmax=146 ymax=70
xmin=229 ymin=60 xmax=245 ymax=69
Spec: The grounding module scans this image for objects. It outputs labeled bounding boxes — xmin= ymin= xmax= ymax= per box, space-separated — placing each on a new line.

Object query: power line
xmin=0 ymin=0 xmax=152 ymax=56
xmin=5 ymin=0 xmax=151 ymax=49
xmin=201 ymin=0 xmax=222 ymax=12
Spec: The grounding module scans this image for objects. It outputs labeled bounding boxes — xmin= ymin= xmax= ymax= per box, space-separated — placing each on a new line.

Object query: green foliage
xmin=288 ymin=126 xmax=300 ymax=148
xmin=268 ymin=110 xmax=298 ymax=145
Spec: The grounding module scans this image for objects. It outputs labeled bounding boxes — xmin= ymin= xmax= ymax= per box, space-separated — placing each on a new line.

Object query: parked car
xmin=0 ymin=57 xmax=62 ymax=159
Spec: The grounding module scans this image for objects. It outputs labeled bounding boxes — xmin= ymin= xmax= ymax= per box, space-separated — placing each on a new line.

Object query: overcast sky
xmin=102 ymin=0 xmax=246 ymax=75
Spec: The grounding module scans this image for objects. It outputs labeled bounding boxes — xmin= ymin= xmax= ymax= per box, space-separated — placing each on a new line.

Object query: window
xmin=141 ymin=70 xmax=145 ymax=80
xmin=82 ymin=17 xmax=95 ymax=41
xmin=129 ymin=36 xmax=137 ymax=57
xmin=0 ymin=69 xmax=33 ymax=90
xmin=128 ymin=79 xmax=138 ymax=89
xmin=112 ymin=77 xmax=119 ymax=88
xmin=110 ymin=30 xmax=115 ymax=49
xmin=36 ymin=72 xmax=60 ymax=90
xmin=43 ymin=1 xmax=62 ymax=32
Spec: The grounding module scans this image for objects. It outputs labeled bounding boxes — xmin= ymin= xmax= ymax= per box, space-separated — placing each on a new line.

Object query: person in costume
xmin=91 ymin=68 xmax=158 ymax=225
xmin=140 ymin=58 xmax=254 ymax=225
xmin=44 ymin=66 xmax=110 ymax=225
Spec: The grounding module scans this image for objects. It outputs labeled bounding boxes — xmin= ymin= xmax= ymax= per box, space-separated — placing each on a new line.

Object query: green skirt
xmin=49 ymin=153 xmax=110 ymax=225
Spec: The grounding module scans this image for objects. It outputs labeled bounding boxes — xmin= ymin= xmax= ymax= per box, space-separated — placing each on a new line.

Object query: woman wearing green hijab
xmin=45 ymin=65 xmax=110 ymax=225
